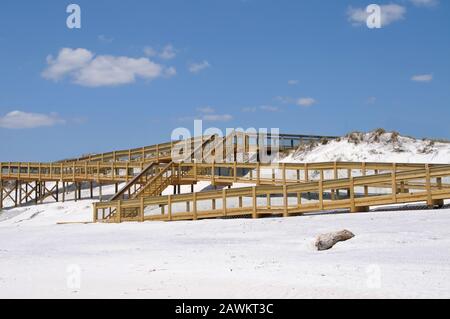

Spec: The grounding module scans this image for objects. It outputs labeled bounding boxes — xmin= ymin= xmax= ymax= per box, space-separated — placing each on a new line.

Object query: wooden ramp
xmin=3 ymin=132 xmax=450 ymax=223
xmin=93 ymin=164 xmax=450 ymax=223
xmin=2 ymin=133 xmax=335 ymax=209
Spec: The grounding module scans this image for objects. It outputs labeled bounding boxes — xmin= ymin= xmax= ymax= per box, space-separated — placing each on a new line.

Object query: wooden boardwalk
xmin=2 ymin=132 xmax=449 ymax=223
xmin=94 ymin=164 xmax=450 ymax=223
xmin=0 ymin=133 xmax=336 ymax=209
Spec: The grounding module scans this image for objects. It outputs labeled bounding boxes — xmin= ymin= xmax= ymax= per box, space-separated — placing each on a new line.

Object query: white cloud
xmin=242 ymin=105 xmax=279 ymax=112
xmin=0 ymin=111 xmax=65 ymax=129
xmin=42 ymin=48 xmax=93 ymax=81
xmin=144 ymin=44 xmax=177 ymax=60
xmin=179 ymin=106 xmax=232 ymax=122
xmin=164 ymin=67 xmax=177 ymax=78
xmin=259 ymin=105 xmax=279 ymax=112
xmin=288 ymin=80 xmax=299 ymax=85
xmin=143 ymin=46 xmax=157 ymax=57
xmin=43 ymin=48 xmax=175 ymax=87
xmin=188 ymin=60 xmax=211 ymax=73
xmin=297 ymin=97 xmax=317 ymax=107
xmin=98 ymin=35 xmax=114 ymax=43
xmin=242 ymin=107 xmax=257 ymax=113
xmin=274 ymin=96 xmax=294 ymax=104
xmin=409 ymin=0 xmax=439 ymax=7
xmin=197 ymin=106 xmax=215 ymax=114
xmin=366 ymin=96 xmax=377 ymax=104
xmin=347 ymin=4 xmax=406 ymax=27
xmin=159 ymin=45 xmax=176 ymax=60
xmin=201 ymin=114 xmax=233 ymax=122
xmin=411 ymin=74 xmax=433 ymax=82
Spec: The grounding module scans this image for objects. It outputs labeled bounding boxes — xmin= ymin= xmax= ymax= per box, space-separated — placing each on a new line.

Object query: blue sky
xmin=0 ymin=0 xmax=449 ymax=161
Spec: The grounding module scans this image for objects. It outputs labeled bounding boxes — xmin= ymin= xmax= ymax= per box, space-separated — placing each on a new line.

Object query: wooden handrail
xmin=94 ymin=164 xmax=450 ymax=223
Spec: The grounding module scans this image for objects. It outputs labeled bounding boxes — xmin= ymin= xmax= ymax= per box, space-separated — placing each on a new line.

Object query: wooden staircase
xmin=102 ymin=135 xmax=218 ymax=221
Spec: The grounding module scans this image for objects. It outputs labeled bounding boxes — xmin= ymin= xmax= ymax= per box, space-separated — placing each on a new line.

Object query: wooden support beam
xmin=56 ymin=182 xmax=59 ymax=202
xmin=14 ymin=181 xmax=18 ymax=207
xmin=19 ymin=181 xmax=23 ymax=206
xmin=35 ymin=181 xmax=39 ymax=204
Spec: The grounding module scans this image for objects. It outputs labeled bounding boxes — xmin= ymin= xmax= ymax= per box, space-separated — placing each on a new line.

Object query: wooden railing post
xmin=283 ymin=185 xmax=288 ymax=217
xmin=117 ymin=201 xmax=122 ymax=223
xmin=252 ymin=187 xmax=257 ymax=219
xmin=425 ymin=164 xmax=432 ymax=206
xmin=222 ymin=188 xmax=227 ymax=217
xmin=437 ymin=177 xmax=443 ymax=190
xmin=140 ymin=197 xmax=145 ymax=222
xmin=332 ymin=163 xmax=339 ymax=198
xmin=193 ymin=192 xmax=198 ymax=220
xmin=362 ymin=162 xmax=368 ymax=196
xmin=256 ymin=163 xmax=261 ymax=185
xmin=319 ymin=180 xmax=324 ymax=211
xmin=0 ymin=179 xmax=3 ymax=210
xmin=347 ymin=168 xmax=351 ymax=197
xmin=211 ymin=161 xmax=215 ymax=185
xmin=168 ymin=195 xmax=172 ymax=221
xmin=93 ymin=203 xmax=98 ymax=223
xmin=349 ymin=177 xmax=356 ymax=213
xmin=391 ymin=163 xmax=397 ymax=202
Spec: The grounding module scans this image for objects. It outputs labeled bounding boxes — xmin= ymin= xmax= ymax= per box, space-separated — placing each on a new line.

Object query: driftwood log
xmin=315 ymin=230 xmax=355 ymax=251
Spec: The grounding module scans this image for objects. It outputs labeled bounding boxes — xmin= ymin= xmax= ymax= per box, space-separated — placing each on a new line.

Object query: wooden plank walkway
xmin=2 ymin=132 xmax=449 ymax=223
xmin=94 ymin=164 xmax=450 ymax=223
